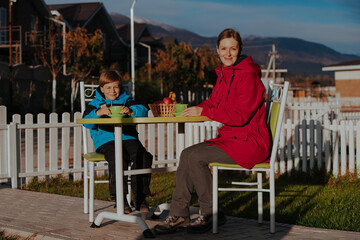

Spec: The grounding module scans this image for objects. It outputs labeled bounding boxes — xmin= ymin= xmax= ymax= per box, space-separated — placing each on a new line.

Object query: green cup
xmin=175 ymin=104 xmax=188 ymax=113
xmin=109 ymin=106 xmax=123 ymax=114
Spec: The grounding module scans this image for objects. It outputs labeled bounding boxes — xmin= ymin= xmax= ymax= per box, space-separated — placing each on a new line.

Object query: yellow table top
xmin=76 ymin=116 xmax=211 ymax=125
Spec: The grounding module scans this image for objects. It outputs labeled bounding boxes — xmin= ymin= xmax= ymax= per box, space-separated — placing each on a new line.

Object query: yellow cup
xmin=175 ymin=104 xmax=188 ymax=113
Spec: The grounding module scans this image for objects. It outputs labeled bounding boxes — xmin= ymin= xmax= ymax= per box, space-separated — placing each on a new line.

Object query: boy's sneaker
xmin=132 ymin=199 xmax=150 ymax=213
xmin=138 ymin=199 xmax=150 ymax=213
xmin=154 ymin=216 xmax=190 ymax=234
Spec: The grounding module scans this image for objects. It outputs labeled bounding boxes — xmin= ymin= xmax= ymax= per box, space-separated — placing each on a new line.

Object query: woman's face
xmin=217 ymin=37 xmax=239 ymax=67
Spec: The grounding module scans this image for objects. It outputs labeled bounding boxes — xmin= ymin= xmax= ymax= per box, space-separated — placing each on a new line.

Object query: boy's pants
xmin=96 ymin=139 xmax=153 ymax=203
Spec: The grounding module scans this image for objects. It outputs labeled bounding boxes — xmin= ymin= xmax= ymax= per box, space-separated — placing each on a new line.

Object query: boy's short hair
xmin=99 ymin=70 xmax=122 ymax=87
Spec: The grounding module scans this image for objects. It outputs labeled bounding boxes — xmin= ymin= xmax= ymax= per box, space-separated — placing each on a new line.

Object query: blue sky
xmin=45 ymin=0 xmax=360 ymax=55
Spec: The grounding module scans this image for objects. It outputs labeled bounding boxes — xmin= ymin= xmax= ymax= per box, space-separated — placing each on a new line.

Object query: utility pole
xmin=9 ymin=0 xmax=12 ymax=65
xmin=264 ymin=44 xmax=279 ymax=83
xmin=130 ymin=0 xmax=136 ymax=99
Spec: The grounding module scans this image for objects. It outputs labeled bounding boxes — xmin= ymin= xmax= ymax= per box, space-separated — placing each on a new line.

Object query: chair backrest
xmin=265 ymin=81 xmax=289 ymax=167
xmin=79 ymin=82 xmax=99 ymax=154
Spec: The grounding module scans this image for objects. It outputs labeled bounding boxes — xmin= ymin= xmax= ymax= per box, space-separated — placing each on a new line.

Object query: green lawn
xmin=24 ymin=170 xmax=360 ymax=232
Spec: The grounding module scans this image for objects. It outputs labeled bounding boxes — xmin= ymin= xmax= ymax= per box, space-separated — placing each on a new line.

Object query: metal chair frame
xmin=211 ymin=81 xmax=289 ymax=234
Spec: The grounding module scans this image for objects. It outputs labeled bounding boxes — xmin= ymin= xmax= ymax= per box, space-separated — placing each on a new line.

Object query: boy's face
xmin=100 ymin=82 xmax=120 ymax=100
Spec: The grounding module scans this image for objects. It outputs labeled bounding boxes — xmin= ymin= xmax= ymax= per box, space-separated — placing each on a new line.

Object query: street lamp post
xmin=130 ymin=0 xmax=136 ymax=99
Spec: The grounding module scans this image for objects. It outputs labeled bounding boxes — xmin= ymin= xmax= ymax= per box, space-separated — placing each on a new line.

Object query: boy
xmin=83 ymin=70 xmax=153 ymax=213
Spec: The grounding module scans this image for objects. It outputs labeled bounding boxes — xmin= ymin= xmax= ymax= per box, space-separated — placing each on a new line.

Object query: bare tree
xmin=36 ymin=20 xmax=70 ymax=112
xmin=65 ymin=27 xmax=104 ymax=115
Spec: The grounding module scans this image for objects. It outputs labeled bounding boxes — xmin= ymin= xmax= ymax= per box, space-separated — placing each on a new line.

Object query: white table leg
xmin=92 ymin=125 xmax=154 ymax=238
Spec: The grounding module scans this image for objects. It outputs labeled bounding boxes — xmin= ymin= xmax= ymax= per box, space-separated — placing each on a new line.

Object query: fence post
xmin=302 ymin=119 xmax=307 ymax=172
xmin=316 ymin=121 xmax=322 ymax=170
xmin=8 ymin=122 xmax=19 ymax=188
xmin=61 ymin=113 xmax=70 ymax=179
xmin=49 ymin=113 xmax=58 ymax=177
xmin=279 ymin=119 xmax=286 ymax=174
xmin=25 ymin=114 xmax=34 ymax=184
xmin=340 ymin=121 xmax=347 ymax=176
xmin=309 ymin=120 xmax=315 ymax=171
xmin=324 ymin=119 xmax=331 ymax=172
xmin=348 ymin=121 xmax=355 ymax=174
xmin=0 ymin=106 xmax=7 ymax=183
xmin=332 ymin=120 xmax=339 ymax=177
xmin=357 ymin=121 xmax=360 ymax=177
xmin=286 ymin=119 xmax=293 ymax=174
xmin=37 ymin=113 xmax=46 ymax=181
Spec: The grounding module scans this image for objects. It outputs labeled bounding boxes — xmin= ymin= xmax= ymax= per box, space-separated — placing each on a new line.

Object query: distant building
xmin=322 ymin=59 xmax=360 ymax=97
xmin=48 ymin=2 xmax=128 ymax=72
xmin=116 ymin=22 xmax=177 ymax=69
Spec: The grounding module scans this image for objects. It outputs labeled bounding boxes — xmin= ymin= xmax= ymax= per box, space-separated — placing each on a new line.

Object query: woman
xmin=154 ymin=28 xmax=271 ymax=234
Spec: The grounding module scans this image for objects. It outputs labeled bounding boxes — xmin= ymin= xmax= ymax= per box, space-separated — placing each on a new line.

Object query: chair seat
xmin=84 ymin=152 xmax=106 ymax=162
xmin=209 ymin=162 xmax=270 ymax=169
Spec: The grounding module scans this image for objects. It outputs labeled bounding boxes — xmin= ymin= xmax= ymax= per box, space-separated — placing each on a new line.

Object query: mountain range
xmin=110 ymin=13 xmax=359 ymax=76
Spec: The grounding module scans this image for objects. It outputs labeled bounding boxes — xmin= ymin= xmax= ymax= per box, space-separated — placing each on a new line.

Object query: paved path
xmin=1 ymin=185 xmax=359 ymax=240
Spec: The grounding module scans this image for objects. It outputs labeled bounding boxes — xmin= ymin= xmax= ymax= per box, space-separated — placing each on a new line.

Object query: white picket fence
xmin=0 ymin=105 xmax=223 ymax=188
xmin=1 ymin=102 xmax=359 ymax=188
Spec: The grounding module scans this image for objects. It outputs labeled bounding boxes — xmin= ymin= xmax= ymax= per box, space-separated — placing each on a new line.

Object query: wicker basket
xmin=148 ymin=104 xmax=176 ymax=117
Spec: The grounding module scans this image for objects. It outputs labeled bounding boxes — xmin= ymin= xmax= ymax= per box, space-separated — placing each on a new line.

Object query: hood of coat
xmin=215 ymin=55 xmax=261 ymax=78
xmin=90 ymin=86 xmax=131 ymax=108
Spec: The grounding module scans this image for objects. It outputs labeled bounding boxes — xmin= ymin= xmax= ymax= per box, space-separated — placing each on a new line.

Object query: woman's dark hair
xmin=216 ymin=28 xmax=243 ymax=53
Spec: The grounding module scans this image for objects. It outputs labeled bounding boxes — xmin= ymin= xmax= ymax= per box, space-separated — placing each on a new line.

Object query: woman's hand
xmin=120 ymin=106 xmax=134 ymax=115
xmin=182 ymin=106 xmax=203 ymax=116
xmin=96 ymin=105 xmax=111 ymax=116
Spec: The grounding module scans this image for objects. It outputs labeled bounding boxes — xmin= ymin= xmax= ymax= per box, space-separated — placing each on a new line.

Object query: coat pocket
xmin=219 ymin=128 xmax=248 ymax=141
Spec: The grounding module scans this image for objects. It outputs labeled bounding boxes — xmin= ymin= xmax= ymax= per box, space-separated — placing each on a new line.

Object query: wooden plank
xmin=49 ymin=113 xmax=58 ymax=177
xmin=0 ymin=106 xmax=7 ymax=180
xmin=309 ymin=120 xmax=314 ymax=171
xmin=324 ymin=119 xmax=331 ymax=172
xmin=332 ymin=120 xmax=339 ymax=177
xmin=37 ymin=114 xmax=46 ymax=181
xmin=286 ymin=119 xmax=293 ymax=174
xmin=357 ymin=122 xmax=360 ymax=177
xmin=25 ymin=114 xmax=33 ymax=184
xmin=73 ymin=112 xmax=82 ymax=181
xmin=157 ymin=123 xmax=165 ymax=162
xmin=61 ymin=113 xmax=70 ymax=179
xmin=302 ymin=119 xmax=307 ymax=172
xmin=348 ymin=121 xmax=355 ymax=173
xmin=316 ymin=121 xmax=322 ymax=170
xmin=167 ymin=123 xmax=174 ymax=161
xmin=294 ymin=123 xmax=300 ymax=171
xmin=148 ymin=123 xmax=155 ymax=158
xmin=279 ymin=120 xmax=286 ymax=174
xmin=340 ymin=121 xmax=347 ymax=176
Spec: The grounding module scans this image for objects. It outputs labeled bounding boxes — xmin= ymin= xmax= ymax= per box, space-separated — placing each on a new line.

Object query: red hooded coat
xmin=199 ymin=56 xmax=271 ymax=169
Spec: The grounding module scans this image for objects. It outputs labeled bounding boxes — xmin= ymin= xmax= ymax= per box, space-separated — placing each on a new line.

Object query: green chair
xmin=210 ymin=81 xmax=289 ymax=234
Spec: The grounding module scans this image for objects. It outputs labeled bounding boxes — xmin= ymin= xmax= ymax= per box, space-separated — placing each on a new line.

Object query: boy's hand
xmin=120 ymin=106 xmax=134 ymax=115
xmin=96 ymin=105 xmax=111 ymax=116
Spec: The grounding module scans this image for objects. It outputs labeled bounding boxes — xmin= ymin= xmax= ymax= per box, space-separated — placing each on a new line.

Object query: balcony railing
xmin=0 ymin=25 xmax=21 ymax=46
xmin=25 ymin=30 xmax=44 ymax=47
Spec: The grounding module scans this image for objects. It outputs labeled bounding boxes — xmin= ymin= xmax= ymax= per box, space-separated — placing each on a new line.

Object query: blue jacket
xmin=82 ymin=87 xmax=148 ymax=150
